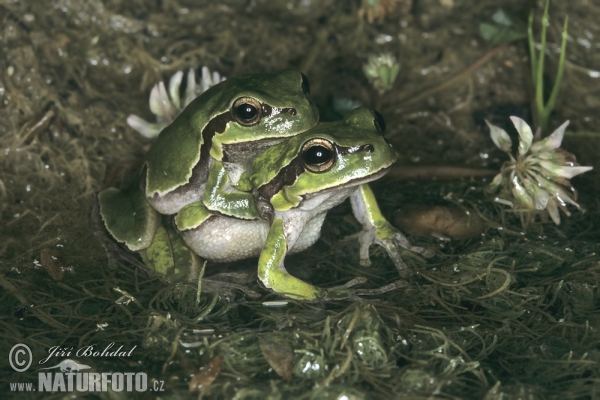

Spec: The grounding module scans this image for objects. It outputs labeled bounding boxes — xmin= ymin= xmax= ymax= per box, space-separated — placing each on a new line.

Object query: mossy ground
xmin=1 ymin=1 xmax=599 ymax=398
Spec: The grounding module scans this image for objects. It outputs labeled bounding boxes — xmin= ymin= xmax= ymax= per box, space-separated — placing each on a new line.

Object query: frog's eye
xmin=301 ymin=73 xmax=311 ymax=96
xmin=232 ymin=97 xmax=262 ymax=126
xmin=372 ymin=110 xmax=386 ymax=134
xmin=301 ymin=138 xmax=336 ymax=173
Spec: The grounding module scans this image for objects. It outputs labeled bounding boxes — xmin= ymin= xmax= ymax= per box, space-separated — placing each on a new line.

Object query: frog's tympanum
xmin=99 ymin=71 xmax=428 ymax=300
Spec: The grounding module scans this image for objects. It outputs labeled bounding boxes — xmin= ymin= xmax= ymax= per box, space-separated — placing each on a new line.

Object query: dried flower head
xmin=358 ymin=0 xmax=409 ymax=24
xmin=127 ymin=67 xmax=225 ymax=138
xmin=363 ymin=53 xmax=400 ymax=95
xmin=487 ymin=117 xmax=592 ymax=225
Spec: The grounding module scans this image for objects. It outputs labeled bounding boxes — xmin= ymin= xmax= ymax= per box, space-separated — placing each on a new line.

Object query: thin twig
xmin=398 ymin=44 xmax=508 ymax=106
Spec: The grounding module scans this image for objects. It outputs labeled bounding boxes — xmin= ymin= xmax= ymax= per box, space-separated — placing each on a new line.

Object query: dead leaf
xmin=40 ymin=248 xmax=64 ymax=280
xmin=258 ymin=334 xmax=294 ymax=381
xmin=394 ymin=205 xmax=485 ymax=240
xmin=189 ymin=356 xmax=222 ymax=394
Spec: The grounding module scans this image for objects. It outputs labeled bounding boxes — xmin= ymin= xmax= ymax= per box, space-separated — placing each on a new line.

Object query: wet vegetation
xmin=1 ymin=0 xmax=599 ymax=398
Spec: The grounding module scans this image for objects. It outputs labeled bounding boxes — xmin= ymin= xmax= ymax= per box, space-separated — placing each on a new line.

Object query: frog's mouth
xmin=303 ymin=165 xmax=392 ymax=197
xmin=343 ymin=165 xmax=392 ymax=187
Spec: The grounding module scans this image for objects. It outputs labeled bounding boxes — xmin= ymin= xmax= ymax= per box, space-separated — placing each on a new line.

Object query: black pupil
xmin=304 ymin=145 xmax=331 ymax=165
xmin=301 ymin=73 xmax=310 ymax=95
xmin=237 ymin=103 xmax=258 ymax=120
xmin=373 ymin=110 xmax=386 ymax=134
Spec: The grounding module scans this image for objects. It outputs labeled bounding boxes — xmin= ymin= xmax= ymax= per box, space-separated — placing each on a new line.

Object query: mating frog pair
xmin=98 ymin=69 xmax=430 ymax=300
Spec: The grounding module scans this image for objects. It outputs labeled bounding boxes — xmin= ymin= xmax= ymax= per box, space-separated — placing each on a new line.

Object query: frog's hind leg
xmin=258 ymin=218 xmax=326 ymax=301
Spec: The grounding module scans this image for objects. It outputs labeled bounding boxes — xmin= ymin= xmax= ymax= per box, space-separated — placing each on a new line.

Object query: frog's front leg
xmin=258 ymin=218 xmax=326 ymax=300
xmin=202 ymin=161 xmax=261 ymax=219
xmin=350 ymin=184 xmax=433 ymax=276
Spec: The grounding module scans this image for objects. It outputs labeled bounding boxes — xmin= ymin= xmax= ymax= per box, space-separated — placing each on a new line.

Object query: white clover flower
xmin=127 ymin=67 xmax=226 ymax=138
xmin=363 ymin=53 xmax=400 ymax=95
xmin=487 ymin=117 xmax=593 ymax=225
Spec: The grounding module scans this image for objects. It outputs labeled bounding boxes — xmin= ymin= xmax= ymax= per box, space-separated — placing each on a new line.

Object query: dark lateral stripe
xmin=257 ymin=157 xmax=305 ymax=201
xmin=337 ymin=143 xmax=372 ymax=156
xmin=262 ymin=103 xmax=273 ymax=117
xmin=256 ymin=143 xmax=373 ymax=201
xmin=196 ymin=112 xmax=231 ymax=174
xmin=153 ymin=111 xmax=231 ymax=192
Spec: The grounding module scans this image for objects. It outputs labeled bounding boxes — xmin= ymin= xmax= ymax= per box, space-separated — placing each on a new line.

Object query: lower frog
xmin=171 ymin=107 xmax=432 ymax=300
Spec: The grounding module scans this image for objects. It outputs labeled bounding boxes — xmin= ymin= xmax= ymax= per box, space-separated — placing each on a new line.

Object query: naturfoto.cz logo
xmin=8 ymin=343 xmax=165 ymax=393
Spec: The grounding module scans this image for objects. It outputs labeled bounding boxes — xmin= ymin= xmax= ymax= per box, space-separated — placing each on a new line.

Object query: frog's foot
xmin=257 ymin=278 xmax=326 ymax=301
xmin=92 ymin=201 xmax=148 ymax=270
xmin=358 ymin=222 xmax=434 ymax=277
xmin=324 ymin=278 xmax=407 ymax=301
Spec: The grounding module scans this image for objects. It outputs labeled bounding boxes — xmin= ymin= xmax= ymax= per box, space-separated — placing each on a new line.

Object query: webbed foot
xmin=358 ymin=221 xmax=434 ymax=276
xmin=324 ymin=278 xmax=407 ymax=301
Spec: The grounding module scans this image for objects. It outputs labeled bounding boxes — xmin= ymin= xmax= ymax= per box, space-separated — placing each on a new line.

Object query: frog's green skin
xmin=143 ymin=69 xmax=317 ymax=220
xmin=176 ymin=107 xmax=430 ymax=300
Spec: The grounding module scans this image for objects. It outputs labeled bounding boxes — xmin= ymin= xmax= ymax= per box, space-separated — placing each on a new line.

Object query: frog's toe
xmin=324 ymin=277 xmax=366 ymax=300
xmin=384 ymin=245 xmax=411 ymax=277
xmin=391 ymin=232 xmax=434 ymax=258
xmin=411 ymin=245 xmax=435 ymax=258
xmin=324 ymin=288 xmax=360 ymax=301
xmin=356 ymin=229 xmax=375 ymax=267
xmin=356 ymin=280 xmax=408 ymax=295
xmin=380 ymin=231 xmax=433 ymax=276
xmin=325 ymin=279 xmax=407 ymax=300
xmin=359 ymin=256 xmax=372 ymax=268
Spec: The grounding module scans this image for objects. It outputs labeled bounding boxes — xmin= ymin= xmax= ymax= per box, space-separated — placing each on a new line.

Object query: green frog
xmin=172 ymin=107 xmax=430 ymax=300
xmin=99 ymin=69 xmax=316 ymax=252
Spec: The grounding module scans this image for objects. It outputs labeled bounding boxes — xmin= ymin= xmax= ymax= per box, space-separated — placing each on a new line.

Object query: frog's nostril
xmin=364 ymin=144 xmax=374 ymax=153
xmin=288 ymin=108 xmax=297 ymax=116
